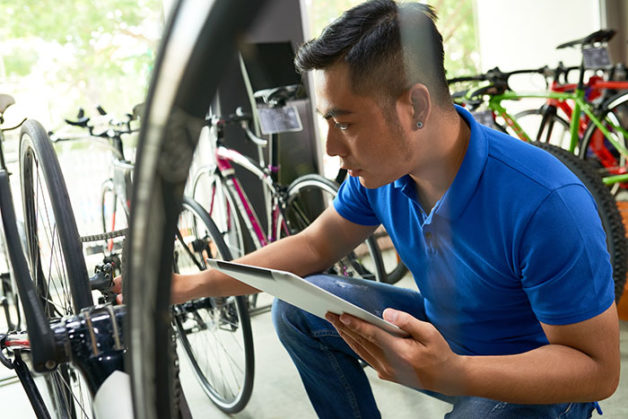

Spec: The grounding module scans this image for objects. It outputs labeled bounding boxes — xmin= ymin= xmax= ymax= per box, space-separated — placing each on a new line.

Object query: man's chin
xmin=358 ymin=176 xmax=381 ymax=189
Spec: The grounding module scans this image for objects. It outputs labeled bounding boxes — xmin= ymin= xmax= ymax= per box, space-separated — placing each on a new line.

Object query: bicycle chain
xmin=80 ymin=228 xmax=128 ymax=243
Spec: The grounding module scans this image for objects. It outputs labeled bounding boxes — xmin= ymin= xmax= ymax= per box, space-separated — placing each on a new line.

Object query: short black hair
xmin=295 ymin=0 xmax=450 ymax=106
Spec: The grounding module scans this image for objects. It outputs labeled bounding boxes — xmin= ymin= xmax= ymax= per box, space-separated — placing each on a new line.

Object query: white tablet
xmin=207 ymin=259 xmax=409 ymax=338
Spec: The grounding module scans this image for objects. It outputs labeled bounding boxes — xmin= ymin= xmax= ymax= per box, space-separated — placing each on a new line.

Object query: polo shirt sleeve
xmin=519 ymin=184 xmax=615 ymax=325
xmin=333 ymin=176 xmax=380 ymax=226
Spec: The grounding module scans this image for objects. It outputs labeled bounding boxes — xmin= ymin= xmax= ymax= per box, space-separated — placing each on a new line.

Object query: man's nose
xmin=325 ymin=129 xmax=347 ymax=157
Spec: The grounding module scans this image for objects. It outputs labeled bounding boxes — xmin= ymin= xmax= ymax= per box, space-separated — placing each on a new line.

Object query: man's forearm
xmin=177 ymin=207 xmax=375 ymax=302
xmin=458 ymin=338 xmax=619 ymax=403
xmin=181 ymin=229 xmax=337 ymax=300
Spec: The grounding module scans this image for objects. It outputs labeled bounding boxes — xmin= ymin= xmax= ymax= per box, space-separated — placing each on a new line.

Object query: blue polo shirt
xmin=333 ymin=105 xmax=614 ymax=356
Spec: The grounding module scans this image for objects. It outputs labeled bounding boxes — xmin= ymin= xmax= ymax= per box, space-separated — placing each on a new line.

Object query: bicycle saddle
xmin=0 ymin=94 xmax=15 ymax=115
xmin=556 ymin=29 xmax=616 ymax=49
xmin=253 ymin=84 xmax=304 ymax=107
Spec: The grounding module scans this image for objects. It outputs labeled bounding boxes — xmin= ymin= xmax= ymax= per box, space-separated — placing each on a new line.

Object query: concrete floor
xmin=2 ymin=276 xmax=627 ymax=418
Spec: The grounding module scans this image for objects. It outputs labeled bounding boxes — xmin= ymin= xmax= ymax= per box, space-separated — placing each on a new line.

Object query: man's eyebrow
xmin=318 ymin=108 xmax=353 ymax=119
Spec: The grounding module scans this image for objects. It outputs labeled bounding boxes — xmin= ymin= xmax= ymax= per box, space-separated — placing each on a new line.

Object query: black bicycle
xmin=53 ymin=104 xmax=256 ymax=414
xmin=1 ymin=114 xmax=129 ymax=418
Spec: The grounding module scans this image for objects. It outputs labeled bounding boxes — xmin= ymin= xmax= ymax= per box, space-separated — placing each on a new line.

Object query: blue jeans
xmin=271 ymin=274 xmax=597 ymax=419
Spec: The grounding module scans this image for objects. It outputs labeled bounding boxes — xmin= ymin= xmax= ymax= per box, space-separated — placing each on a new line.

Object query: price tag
xmin=583 ymin=47 xmax=611 ymax=69
xmin=257 ymin=105 xmax=303 ymax=135
xmin=471 ymin=110 xmax=496 ymax=128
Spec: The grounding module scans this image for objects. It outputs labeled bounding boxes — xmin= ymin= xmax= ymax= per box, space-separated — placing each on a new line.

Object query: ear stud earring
xmin=416 ymin=121 xmax=424 ymax=129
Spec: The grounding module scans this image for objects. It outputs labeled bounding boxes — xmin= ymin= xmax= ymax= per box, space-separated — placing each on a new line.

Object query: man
xmin=125 ymin=1 xmax=619 ymax=417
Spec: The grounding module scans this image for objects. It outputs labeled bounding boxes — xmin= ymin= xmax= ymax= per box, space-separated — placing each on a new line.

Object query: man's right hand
xmin=111 ymin=275 xmax=124 ymax=304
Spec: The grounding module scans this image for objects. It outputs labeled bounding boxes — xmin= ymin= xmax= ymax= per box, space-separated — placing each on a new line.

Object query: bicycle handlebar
xmin=52 ymin=105 xmax=140 ymax=143
xmin=447 ymin=66 xmax=553 ymax=86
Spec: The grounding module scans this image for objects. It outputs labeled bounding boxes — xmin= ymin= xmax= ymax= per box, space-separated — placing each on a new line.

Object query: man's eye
xmin=335 ymin=122 xmax=349 ymax=130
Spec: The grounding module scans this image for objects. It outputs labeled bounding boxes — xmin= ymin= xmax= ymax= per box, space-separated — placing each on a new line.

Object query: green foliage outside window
xmin=305 ymin=0 xmax=480 ymax=79
xmin=0 ymin=1 xmax=477 ymax=132
xmin=0 ymin=0 xmax=162 ymax=129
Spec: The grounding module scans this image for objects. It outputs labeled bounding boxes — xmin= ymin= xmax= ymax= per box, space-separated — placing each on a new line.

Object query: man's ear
xmin=409 ymin=84 xmax=431 ymax=130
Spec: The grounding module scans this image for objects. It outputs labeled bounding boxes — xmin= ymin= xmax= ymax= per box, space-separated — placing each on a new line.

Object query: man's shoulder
xmin=482 ymin=127 xmax=582 ymax=192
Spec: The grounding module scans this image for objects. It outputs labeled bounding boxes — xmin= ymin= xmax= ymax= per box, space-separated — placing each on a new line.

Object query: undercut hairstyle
xmin=295 ymin=0 xmax=451 ymax=107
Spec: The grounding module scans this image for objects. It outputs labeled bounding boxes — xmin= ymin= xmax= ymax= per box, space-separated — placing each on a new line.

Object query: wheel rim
xmin=193 ymin=171 xmax=244 ymax=259
xmin=22 ymin=145 xmax=76 ymax=318
xmin=20 ymin=128 xmax=93 ymax=419
xmin=514 ymin=109 xmax=571 ymax=149
xmin=101 ymin=182 xmax=127 ymax=253
xmin=285 ymin=177 xmax=383 ymax=281
xmin=173 ymin=201 xmax=253 ymax=412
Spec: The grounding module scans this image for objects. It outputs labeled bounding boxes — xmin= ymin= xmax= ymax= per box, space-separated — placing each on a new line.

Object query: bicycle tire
xmin=533 ymin=141 xmax=627 ymax=302
xmin=333 ymin=171 xmax=408 ymax=283
xmin=514 ymin=107 xmax=571 ymax=149
xmin=284 ymin=174 xmax=390 ymax=283
xmin=19 ymin=119 xmax=93 ymax=418
xmin=101 ymin=178 xmax=128 ymax=254
xmin=173 ymin=196 xmax=254 ymax=413
xmin=125 ymin=1 xmax=266 ymax=417
xmin=372 ymin=225 xmax=409 ymax=284
xmin=579 ymin=90 xmax=628 ymax=195
xmin=191 ymin=168 xmax=245 ymax=259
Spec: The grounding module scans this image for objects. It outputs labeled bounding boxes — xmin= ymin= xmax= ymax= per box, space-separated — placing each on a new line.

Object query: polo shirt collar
xmin=392 ymin=104 xmax=488 ymax=220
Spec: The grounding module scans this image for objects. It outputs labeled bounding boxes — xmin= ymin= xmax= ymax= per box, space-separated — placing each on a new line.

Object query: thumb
xmin=383 ymin=308 xmax=431 ymax=341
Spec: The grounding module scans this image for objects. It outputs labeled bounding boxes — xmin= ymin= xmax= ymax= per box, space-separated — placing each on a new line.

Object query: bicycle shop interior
xmin=1 ymin=0 xmax=628 ymax=417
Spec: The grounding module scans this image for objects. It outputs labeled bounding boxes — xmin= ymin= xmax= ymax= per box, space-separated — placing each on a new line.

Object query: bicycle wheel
xmin=579 ymin=91 xmax=628 ymax=195
xmin=514 ymin=107 xmax=571 ymax=149
xmin=333 ymin=170 xmax=408 ymax=283
xmin=125 ymin=1 xmax=265 ymax=417
xmin=534 ymin=142 xmax=627 ymax=302
xmin=371 ymin=225 xmax=408 ymax=284
xmin=19 ymin=119 xmax=93 ymax=418
xmin=283 ymin=174 xmax=389 ymax=283
xmin=173 ymin=196 xmax=254 ymax=413
xmin=191 ymin=168 xmax=245 ymax=259
xmin=101 ymin=178 xmax=128 ymax=253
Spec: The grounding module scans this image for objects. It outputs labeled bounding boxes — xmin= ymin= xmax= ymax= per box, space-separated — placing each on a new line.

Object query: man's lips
xmin=340 ymin=162 xmax=361 ymax=176
xmin=346 ymin=168 xmax=361 ymax=176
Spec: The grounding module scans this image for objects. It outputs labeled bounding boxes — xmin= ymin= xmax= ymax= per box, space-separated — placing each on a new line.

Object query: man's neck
xmin=410 ymin=110 xmax=470 ymax=213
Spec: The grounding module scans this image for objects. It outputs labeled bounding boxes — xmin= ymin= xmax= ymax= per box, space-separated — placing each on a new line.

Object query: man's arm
xmin=327 ymin=303 xmax=619 ymax=403
xmin=460 ymin=302 xmax=620 ymax=403
xmin=169 ymin=206 xmax=378 ymax=303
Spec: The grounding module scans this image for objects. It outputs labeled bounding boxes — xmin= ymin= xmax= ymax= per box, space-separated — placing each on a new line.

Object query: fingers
xmin=111 ymin=275 xmax=124 ymax=304
xmin=325 ymin=312 xmax=388 ymax=366
xmin=383 ymin=308 xmax=432 ymax=343
xmin=111 ymin=275 xmax=122 ymax=294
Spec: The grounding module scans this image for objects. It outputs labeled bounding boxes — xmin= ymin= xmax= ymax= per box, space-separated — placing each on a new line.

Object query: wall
xmin=475 ymin=0 xmax=601 ymax=73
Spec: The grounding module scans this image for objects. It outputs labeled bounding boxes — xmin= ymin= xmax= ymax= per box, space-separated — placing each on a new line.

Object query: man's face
xmin=315 ymin=63 xmax=414 ymax=189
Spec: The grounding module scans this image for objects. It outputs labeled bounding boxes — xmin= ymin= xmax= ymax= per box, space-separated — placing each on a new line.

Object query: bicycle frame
xmin=111 ymin=158 xmax=134 ymax=219
xmin=488 ymin=89 xmax=628 ymax=185
xmin=212 ymin=143 xmax=288 ymax=249
xmin=538 ymin=77 xmax=628 ymax=139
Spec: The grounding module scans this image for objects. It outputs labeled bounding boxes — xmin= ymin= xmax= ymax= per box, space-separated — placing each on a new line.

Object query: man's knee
xmin=271 ymin=298 xmax=301 ymax=341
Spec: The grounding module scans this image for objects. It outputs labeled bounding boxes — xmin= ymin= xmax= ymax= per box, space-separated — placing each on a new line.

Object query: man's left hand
xmin=325 ymin=308 xmax=465 ymax=395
